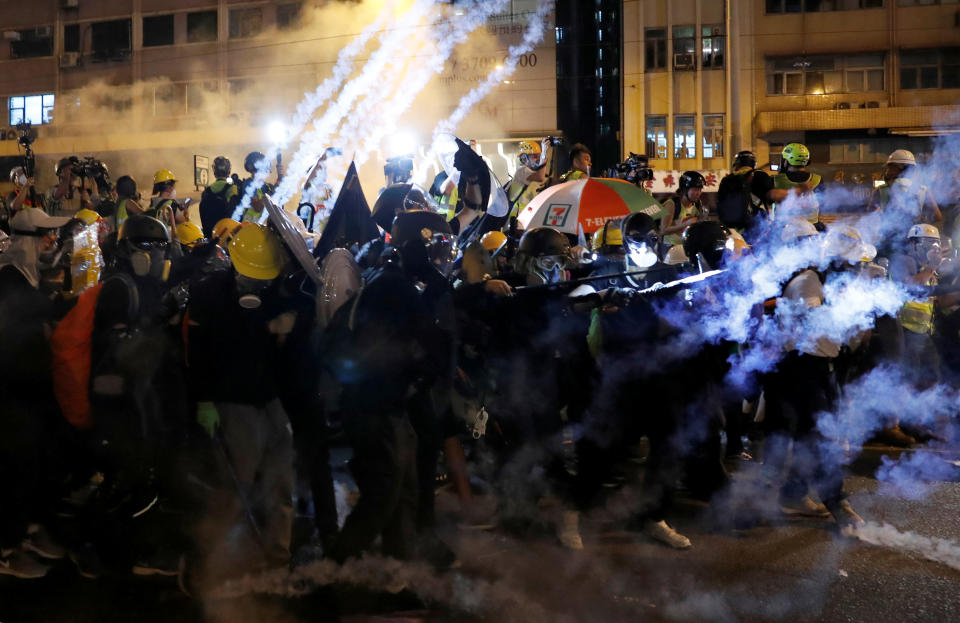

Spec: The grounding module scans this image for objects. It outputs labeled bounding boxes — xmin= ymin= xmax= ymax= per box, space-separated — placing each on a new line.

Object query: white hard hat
xmin=664 ymin=244 xmax=689 ymax=265
xmin=886 ymin=149 xmax=916 ymax=167
xmin=907 ymin=223 xmax=940 ymax=241
xmin=780 ymin=218 xmax=819 ymax=242
xmin=824 ymin=224 xmax=876 ymax=263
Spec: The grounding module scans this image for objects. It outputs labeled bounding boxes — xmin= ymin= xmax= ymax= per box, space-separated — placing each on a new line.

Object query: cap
xmin=11 ymin=208 xmax=72 ymax=233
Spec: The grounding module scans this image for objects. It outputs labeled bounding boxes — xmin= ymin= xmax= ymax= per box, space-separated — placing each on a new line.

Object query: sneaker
xmin=643 ymin=520 xmax=692 ymax=549
xmin=23 ymin=524 xmax=66 ymax=560
xmin=0 ymin=548 xmax=51 ymax=579
xmin=829 ymin=500 xmax=865 ymax=531
xmin=558 ymin=510 xmax=584 ymax=550
xmin=132 ymin=552 xmax=184 ymax=577
xmin=780 ymin=496 xmax=831 ymax=518
xmin=70 ymin=543 xmax=105 ymax=580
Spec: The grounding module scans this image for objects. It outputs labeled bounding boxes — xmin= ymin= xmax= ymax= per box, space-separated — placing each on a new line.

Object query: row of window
xmin=645 ymin=114 xmax=725 ymax=160
xmin=645 ymin=25 xmax=725 ymax=71
xmin=8 ymin=3 xmax=302 ymax=61
xmin=766 ymin=0 xmax=883 ymax=12
xmin=765 ymin=48 xmax=960 ymax=95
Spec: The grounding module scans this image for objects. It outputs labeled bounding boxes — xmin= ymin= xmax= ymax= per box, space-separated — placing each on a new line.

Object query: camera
xmin=613 ymin=152 xmax=654 ymax=186
xmin=384 ymin=155 xmax=414 ymax=184
xmin=15 ymin=122 xmax=37 ymax=148
xmin=72 ymin=157 xmax=111 ymax=194
xmin=546 ymin=136 xmax=563 ymax=147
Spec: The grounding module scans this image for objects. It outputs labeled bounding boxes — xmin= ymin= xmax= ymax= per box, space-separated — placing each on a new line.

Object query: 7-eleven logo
xmin=543 ymin=203 xmax=571 ymax=227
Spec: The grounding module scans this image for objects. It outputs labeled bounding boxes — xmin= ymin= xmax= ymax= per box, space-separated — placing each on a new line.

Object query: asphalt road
xmin=2 ymin=445 xmax=959 ymax=623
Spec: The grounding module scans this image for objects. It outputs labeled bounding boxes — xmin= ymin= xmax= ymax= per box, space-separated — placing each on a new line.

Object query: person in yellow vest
xmin=772 ymin=143 xmax=821 ymax=225
xmin=147 ymin=169 xmax=184 ymax=230
xmin=112 ymin=175 xmax=143 ymax=231
xmin=659 ymin=171 xmax=706 ymax=247
xmin=506 ymin=138 xmax=552 ymax=217
xmin=868 ymin=149 xmax=941 ymax=225
xmin=558 ymin=143 xmax=592 ymax=183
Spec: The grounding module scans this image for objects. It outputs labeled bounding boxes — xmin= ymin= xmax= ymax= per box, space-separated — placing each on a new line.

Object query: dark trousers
xmin=330 ymin=412 xmax=418 ymax=562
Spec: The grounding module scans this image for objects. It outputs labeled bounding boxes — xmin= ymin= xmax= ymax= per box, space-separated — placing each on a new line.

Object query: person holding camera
xmin=47 ymin=157 xmax=98 ymax=218
xmin=7 ymin=166 xmax=44 ymax=216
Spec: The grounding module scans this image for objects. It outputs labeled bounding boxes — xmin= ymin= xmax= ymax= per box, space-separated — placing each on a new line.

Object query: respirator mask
xmin=127 ymin=240 xmax=170 ymax=280
xmin=236 ymin=273 xmax=271 ymax=309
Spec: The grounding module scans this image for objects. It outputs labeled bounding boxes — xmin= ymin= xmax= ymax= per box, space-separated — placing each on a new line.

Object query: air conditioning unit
xmin=35 ymin=26 xmax=53 ymax=38
xmin=61 ymin=0 xmax=79 ymax=8
xmin=674 ymin=53 xmax=695 ymax=70
xmin=4 ymin=130 xmax=18 ymax=141
xmin=865 ymin=101 xmax=880 ymax=109
xmin=60 ymin=51 xmax=79 ymax=68
xmin=835 ymin=102 xmax=851 ymax=110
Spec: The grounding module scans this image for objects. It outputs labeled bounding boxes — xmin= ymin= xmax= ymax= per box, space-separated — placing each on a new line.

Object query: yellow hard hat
xmin=592 ymin=219 xmax=624 ymax=252
xmin=153 ymin=169 xmax=177 ymax=185
xmin=228 ymin=223 xmax=285 ymax=280
xmin=213 ymin=218 xmax=242 ymax=247
xmin=175 ymin=221 xmax=204 ymax=247
xmin=518 ymin=141 xmax=542 ymax=156
xmin=74 ymin=208 xmax=101 ymax=226
xmin=481 ymin=230 xmax=508 ymax=255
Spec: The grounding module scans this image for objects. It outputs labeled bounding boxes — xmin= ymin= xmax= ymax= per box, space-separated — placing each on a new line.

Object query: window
xmin=769 ymin=0 xmax=883 ymax=10
xmin=673 ymin=25 xmax=696 ymax=70
xmin=899 ymin=0 xmax=955 ymax=5
xmin=703 ymin=115 xmax=724 ymax=159
xmin=767 ymin=53 xmax=885 ymax=95
xmin=64 ymin=24 xmax=79 ymax=52
xmin=674 ymin=115 xmax=696 ymax=159
xmin=702 ymin=25 xmax=724 ymax=69
xmin=646 ymin=115 xmax=667 ymax=159
xmin=230 ymin=7 xmax=263 ymax=39
xmin=187 ymin=11 xmax=218 ymax=43
xmin=186 ymin=81 xmax=218 ymax=114
xmin=900 ymin=48 xmax=960 ymax=89
xmin=277 ymin=3 xmax=302 ymax=29
xmin=91 ymin=19 xmax=131 ymax=61
xmin=9 ymin=94 xmax=55 ymax=125
xmin=143 ymin=15 xmax=175 ymax=47
xmin=9 ymin=26 xmax=54 ymax=59
xmin=645 ymin=28 xmax=666 ymax=70
xmin=766 ymin=0 xmax=802 ymax=12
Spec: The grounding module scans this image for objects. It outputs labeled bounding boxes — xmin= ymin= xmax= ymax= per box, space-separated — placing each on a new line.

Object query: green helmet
xmin=781 ymin=143 xmax=810 ymax=167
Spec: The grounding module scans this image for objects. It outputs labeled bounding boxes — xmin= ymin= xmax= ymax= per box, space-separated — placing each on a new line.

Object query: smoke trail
xmin=847 ymin=521 xmax=960 ymax=572
xmin=271 ymin=0 xmax=442 ymax=208
xmin=206 ymin=554 xmax=559 ymax=622
xmin=875 ymin=451 xmax=960 ymax=500
xmin=235 ymin=2 xmax=397 ymax=213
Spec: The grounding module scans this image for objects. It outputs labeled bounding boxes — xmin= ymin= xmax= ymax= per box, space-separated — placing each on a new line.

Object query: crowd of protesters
xmin=0 ymin=137 xmax=955 ymax=601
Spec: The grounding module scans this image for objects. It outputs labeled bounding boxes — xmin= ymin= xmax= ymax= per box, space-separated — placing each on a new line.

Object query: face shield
xmin=425 ymin=231 xmax=458 ymax=277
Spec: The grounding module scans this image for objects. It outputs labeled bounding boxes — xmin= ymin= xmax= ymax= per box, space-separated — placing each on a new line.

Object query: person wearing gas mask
xmin=0 ymin=208 xmax=72 ymax=580
xmin=112 ymin=175 xmax=143 ymax=231
xmin=506 ymin=138 xmax=553 ymax=216
xmin=184 ymin=223 xmax=296 ymax=586
xmin=760 ymin=218 xmax=864 ymax=531
xmin=869 ymin=150 xmax=940 ymax=226
xmin=6 ymin=165 xmax=44 ymax=217
xmin=47 ymin=157 xmax=97 ymax=218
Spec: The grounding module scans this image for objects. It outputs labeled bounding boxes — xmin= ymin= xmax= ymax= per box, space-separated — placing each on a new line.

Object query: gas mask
xmin=236 ymin=273 xmax=271 ymax=309
xmin=127 ymin=240 xmax=170 ymax=280
xmin=528 ymin=254 xmax=567 ymax=286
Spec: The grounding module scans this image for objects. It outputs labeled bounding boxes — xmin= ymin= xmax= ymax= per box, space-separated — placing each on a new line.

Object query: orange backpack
xmin=51 ymin=282 xmax=104 ymax=430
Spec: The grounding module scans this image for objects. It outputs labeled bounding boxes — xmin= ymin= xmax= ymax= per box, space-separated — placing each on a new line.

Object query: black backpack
xmin=716 ymin=170 xmax=756 ymax=230
xmin=199 ymin=184 xmax=231 ymax=238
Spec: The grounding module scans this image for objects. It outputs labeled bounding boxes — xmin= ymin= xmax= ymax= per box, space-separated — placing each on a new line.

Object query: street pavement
xmin=2 ymin=444 xmax=959 ymax=623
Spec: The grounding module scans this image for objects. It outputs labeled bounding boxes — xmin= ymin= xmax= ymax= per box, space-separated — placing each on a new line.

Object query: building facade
xmin=622 ymin=0 xmax=960 ymax=195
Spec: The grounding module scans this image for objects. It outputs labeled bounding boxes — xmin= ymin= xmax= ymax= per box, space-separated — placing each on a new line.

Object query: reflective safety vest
xmin=146 ymin=198 xmax=178 ymax=226
xmin=506 ymin=174 xmax=542 ymax=218
xmin=661 ymin=197 xmax=703 ymax=246
xmin=559 ymin=169 xmax=587 ymax=183
xmin=876 ymin=181 xmax=928 ymax=222
xmin=900 ymin=272 xmax=936 ymax=335
xmin=773 ymin=172 xmax=821 ymax=223
xmin=242 ymin=207 xmax=264 ymax=224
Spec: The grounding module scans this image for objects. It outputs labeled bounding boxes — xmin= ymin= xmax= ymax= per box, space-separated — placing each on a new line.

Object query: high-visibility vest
xmin=559 ymin=169 xmax=587 ymax=183
xmin=773 ymin=172 xmax=821 ymax=223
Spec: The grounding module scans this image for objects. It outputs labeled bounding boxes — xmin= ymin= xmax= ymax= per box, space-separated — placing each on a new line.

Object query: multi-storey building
xmin=622 ymin=0 xmax=960 ymax=194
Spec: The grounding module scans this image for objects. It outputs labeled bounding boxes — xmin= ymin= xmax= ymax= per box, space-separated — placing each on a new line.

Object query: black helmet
xmin=391 ymin=210 xmax=455 ymax=277
xmin=244 ymin=151 xmax=268 ymax=174
xmin=678 ymin=170 xmax=706 ymax=192
xmin=119 ymin=214 xmax=171 ymax=244
xmin=371 ymin=183 xmax=440 ymax=231
xmin=213 ymin=156 xmax=231 ymax=178
xmin=732 ymin=150 xmax=757 ymax=170
xmin=621 ymin=212 xmax=660 ymax=270
xmin=682 ymin=221 xmax=730 ymax=271
xmin=519 ymin=227 xmax=570 ymax=257
xmin=115 ymin=175 xmax=138 ymax=199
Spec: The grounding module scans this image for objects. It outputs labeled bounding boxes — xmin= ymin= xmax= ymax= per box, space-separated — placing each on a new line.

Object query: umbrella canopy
xmin=517 ymin=177 xmax=662 ymax=234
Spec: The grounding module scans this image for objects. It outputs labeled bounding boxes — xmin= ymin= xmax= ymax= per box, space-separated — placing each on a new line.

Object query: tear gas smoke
xmin=847 ymin=521 xmax=960 ymax=573
xmin=876 ymin=451 xmax=960 ymax=500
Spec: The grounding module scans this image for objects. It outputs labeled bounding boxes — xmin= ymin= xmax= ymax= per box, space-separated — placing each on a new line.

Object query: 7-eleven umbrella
xmin=517 ymin=177 xmax=662 ymax=234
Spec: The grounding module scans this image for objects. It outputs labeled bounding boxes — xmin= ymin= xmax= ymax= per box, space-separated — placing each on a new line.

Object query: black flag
xmin=314 ymin=161 xmax=380 ymax=261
